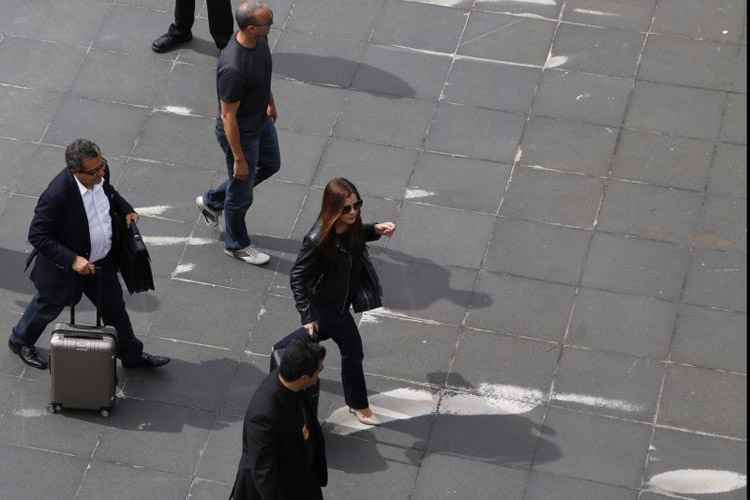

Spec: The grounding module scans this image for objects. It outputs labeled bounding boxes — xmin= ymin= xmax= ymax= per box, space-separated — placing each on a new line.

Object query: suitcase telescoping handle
xmin=69 ymin=266 xmax=104 ymax=328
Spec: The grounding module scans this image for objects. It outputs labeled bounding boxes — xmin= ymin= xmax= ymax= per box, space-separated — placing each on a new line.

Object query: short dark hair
xmin=279 ymin=340 xmax=326 ymax=381
xmin=235 ymin=1 xmax=267 ymax=29
xmin=65 ymin=139 xmax=101 ymax=172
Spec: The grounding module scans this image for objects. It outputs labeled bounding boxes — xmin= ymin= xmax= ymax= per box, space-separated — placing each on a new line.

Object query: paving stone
xmin=272 ymin=78 xmax=347 ymax=135
xmin=153 ymin=60 xmax=217 ymax=118
xmin=94 ymin=5 xmax=178 ymax=54
xmin=0 ymin=194 xmax=38 ymax=252
xmin=76 ymin=461 xmax=191 ymax=500
xmin=582 ymin=232 xmax=690 ymax=300
xmin=0 ymin=444 xmax=86 ymax=500
xmin=533 ymin=407 xmax=651 ymax=487
xmin=0 ymin=37 xmax=86 ymax=92
xmin=652 ymin=0 xmax=746 ymax=43
xmin=691 ymin=196 xmax=747 ymax=253
xmin=501 ymin=167 xmax=603 ymax=227
xmin=372 ymin=0 xmax=467 ymax=53
xmin=218 ymin=353 xmax=269 ymax=419
xmin=352 ymin=44 xmax=451 ymax=99
xmin=563 ymin=0 xmax=656 ymax=32
xmin=245 ymin=293 xmax=304 ymax=356
xmin=626 ymin=81 xmax=725 ymax=140
xmin=683 ymin=249 xmax=746 ymax=312
xmin=709 ymin=143 xmax=747 ymax=197
xmin=474 ymin=0 xmax=561 ymax=18
xmin=427 ymin=102 xmax=525 ymax=163
xmin=721 ymin=93 xmax=747 ymax=144
xmin=133 ymin=217 xmax=194 ymax=278
xmin=554 ymin=348 xmax=664 ymax=421
xmin=390 ymin=202 xmax=495 ymax=268
xmin=486 ymin=219 xmax=591 ymax=284
xmin=4 ymin=0 xmax=111 ymax=45
xmin=0 ymin=138 xmax=38 ymax=192
xmin=525 ymin=471 xmax=637 ymax=500
xmin=314 ymin=139 xmax=417 ymax=200
xmin=187 ymin=479 xmax=233 ymax=500
xmin=409 ymin=153 xmax=509 ymax=213
xmin=520 ymin=116 xmax=618 ymax=176
xmin=274 ymin=31 xmax=366 ymax=87
xmin=672 ymin=305 xmax=746 ymax=372
xmin=659 ymin=364 xmax=746 ymax=437
xmin=194 ymin=418 xmax=243 ymax=484
xmin=611 ymin=130 xmax=714 ymax=191
xmin=334 ymin=93 xmax=434 ymax=148
xmin=534 ymin=70 xmax=632 ymax=127
xmin=598 ymin=181 xmax=704 ymax=244
xmin=274 ymin=130 xmax=328 ymax=185
xmin=640 ymin=35 xmax=744 ymax=91
xmin=240 ymin=180 xmax=306 ymax=239
xmin=0 ymin=86 xmax=62 ymax=142
xmin=466 ymin=271 xmax=576 ymax=341
xmin=413 ymin=455 xmax=528 ymax=500
xmin=287 ymin=0 xmax=384 ymax=42
xmin=458 ymin=12 xmax=556 ymax=66
xmin=551 ymin=24 xmax=644 ymax=78
xmin=13 ymin=144 xmax=75 ymax=197
xmin=443 ymin=59 xmax=540 ymax=113
xmin=568 ymin=288 xmax=677 ymax=359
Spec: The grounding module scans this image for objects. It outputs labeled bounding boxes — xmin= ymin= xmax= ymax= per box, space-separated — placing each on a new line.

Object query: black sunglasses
xmin=341 ymin=200 xmax=363 ymax=214
xmin=79 ymin=159 xmax=108 ymax=177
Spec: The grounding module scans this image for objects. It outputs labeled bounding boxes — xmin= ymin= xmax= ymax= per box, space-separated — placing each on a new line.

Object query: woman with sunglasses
xmin=290 ymin=178 xmax=396 ymax=425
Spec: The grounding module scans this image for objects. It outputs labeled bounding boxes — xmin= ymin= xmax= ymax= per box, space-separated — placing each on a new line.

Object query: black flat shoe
xmin=152 ymin=32 xmax=192 ymax=53
xmin=8 ymin=337 xmax=48 ymax=370
xmin=122 ymin=352 xmax=170 ymax=369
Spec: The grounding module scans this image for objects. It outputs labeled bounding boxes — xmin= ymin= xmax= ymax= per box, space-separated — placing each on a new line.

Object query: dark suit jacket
xmin=230 ymin=370 xmax=326 ymax=500
xmin=27 ymin=168 xmax=133 ymax=305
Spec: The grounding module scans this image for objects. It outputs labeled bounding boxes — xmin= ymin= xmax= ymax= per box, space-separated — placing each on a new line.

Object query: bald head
xmin=236 ymin=1 xmax=273 ymax=30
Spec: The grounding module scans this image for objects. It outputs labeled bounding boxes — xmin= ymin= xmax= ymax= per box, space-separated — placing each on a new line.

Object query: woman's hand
xmin=375 ymin=222 xmax=396 ymax=237
xmin=304 ymin=321 xmax=319 ymax=337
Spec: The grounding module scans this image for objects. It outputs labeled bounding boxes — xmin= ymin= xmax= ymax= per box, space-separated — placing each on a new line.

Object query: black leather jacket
xmin=290 ymin=221 xmax=383 ymax=324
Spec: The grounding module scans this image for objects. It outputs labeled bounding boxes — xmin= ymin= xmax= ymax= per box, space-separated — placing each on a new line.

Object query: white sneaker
xmin=225 ymin=246 xmax=271 ymax=265
xmin=195 ymin=195 xmax=220 ymax=228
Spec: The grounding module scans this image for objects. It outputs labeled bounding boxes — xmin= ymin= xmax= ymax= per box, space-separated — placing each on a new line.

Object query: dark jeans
xmin=168 ymin=0 xmax=233 ymax=47
xmin=11 ymin=260 xmax=144 ymax=364
xmin=204 ymin=119 xmax=281 ymax=251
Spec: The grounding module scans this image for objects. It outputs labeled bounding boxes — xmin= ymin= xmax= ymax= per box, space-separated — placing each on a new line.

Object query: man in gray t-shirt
xmin=196 ymin=1 xmax=279 ymax=266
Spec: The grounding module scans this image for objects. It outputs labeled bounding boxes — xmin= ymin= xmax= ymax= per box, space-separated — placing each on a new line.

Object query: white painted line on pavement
xmin=647 ymin=470 xmax=747 ymax=496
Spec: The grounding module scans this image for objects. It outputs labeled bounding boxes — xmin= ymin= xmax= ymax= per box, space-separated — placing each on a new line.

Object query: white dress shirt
xmin=74 ymin=176 xmax=112 ymax=263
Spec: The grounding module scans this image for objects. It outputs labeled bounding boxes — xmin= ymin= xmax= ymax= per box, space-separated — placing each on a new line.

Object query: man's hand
xmin=126 ymin=212 xmax=139 ymax=226
xmin=72 ymin=256 xmax=96 ymax=275
xmin=303 ymin=321 xmax=318 ymax=337
xmin=375 ymin=222 xmax=396 ymax=237
xmin=266 ymin=103 xmax=278 ymax=123
xmin=233 ymin=158 xmax=250 ymax=181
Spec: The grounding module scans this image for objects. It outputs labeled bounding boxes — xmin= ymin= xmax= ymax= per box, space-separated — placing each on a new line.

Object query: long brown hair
xmin=317 ymin=177 xmax=363 ymax=254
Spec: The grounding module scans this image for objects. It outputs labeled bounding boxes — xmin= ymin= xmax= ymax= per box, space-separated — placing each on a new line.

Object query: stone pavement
xmin=0 ymin=0 xmax=746 ymax=498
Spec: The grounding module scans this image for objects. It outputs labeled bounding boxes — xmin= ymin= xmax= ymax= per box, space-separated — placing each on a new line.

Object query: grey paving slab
xmin=466 ymin=271 xmax=576 ymax=341
xmin=443 ymin=59 xmax=540 ymax=114
xmin=551 ymin=24 xmax=644 ymax=78
xmin=563 ymin=0 xmax=656 ymax=32
xmin=75 ymin=461 xmax=191 ymax=500
xmin=238 ymin=180 xmax=306 ymax=239
xmin=274 ymin=129 xmax=328 ymax=185
xmin=13 ymin=144 xmax=74 ymax=197
xmin=568 ymin=288 xmax=677 ymax=359
xmin=520 ymin=116 xmax=619 ymax=176
xmin=334 ymin=93 xmax=434 ymax=148
xmin=598 ymin=181 xmax=704 ymax=244
xmin=652 ymin=0 xmax=747 ymax=43
xmin=582 ymin=232 xmax=690 ymax=300
xmin=626 ymin=81 xmax=725 ymax=140
xmin=611 ymin=130 xmax=714 ymax=191
xmin=709 ymin=143 xmax=747 ymax=198
xmin=0 ymin=138 xmax=38 ymax=192
xmin=390 ymin=202 xmax=495 ymax=268
xmin=0 ymin=37 xmax=87 ymax=92
xmin=486 ymin=219 xmax=592 ymax=284
xmin=671 ymin=305 xmax=746 ymax=372
xmin=451 ymin=330 xmax=559 ymax=392
xmin=532 ymin=407 xmax=651 ymax=488
xmin=245 ymin=293 xmax=306 ymax=356
xmin=352 ymin=44 xmax=451 ymax=99
xmin=659 ymin=364 xmax=746 ymax=437
xmin=0 ymin=444 xmax=87 ymax=500
xmin=0 ymin=86 xmax=62 ymax=142
xmin=426 ymin=102 xmax=525 ymax=163
xmin=692 ymin=196 xmax=747 ymax=253
xmin=314 ymin=139 xmax=417 ymax=200
xmin=0 ymin=194 xmax=37 ymax=252
xmin=458 ymin=12 xmax=556 ymax=66
xmin=194 ymin=418 xmax=243 ymax=484
xmin=721 ymin=92 xmax=747 ymax=144
xmin=474 ymin=0 xmax=561 ymax=18
xmin=93 ymin=5 xmax=176 ymax=54
xmin=372 ymin=0 xmax=467 ymax=53
xmin=133 ymin=217 xmax=194 ymax=277
xmin=501 ymin=167 xmax=604 ymax=227
xmin=408 ymin=153 xmax=509 ymax=213
xmin=3 ymin=0 xmax=111 ymax=46
xmin=683 ymin=249 xmax=746 ymax=311
xmin=412 ymin=455 xmax=527 ymax=500
xmin=525 ymin=471 xmax=637 ymax=500
xmin=187 ymin=479 xmax=233 ymax=500
xmin=286 ymin=0 xmax=384 ymax=42
xmin=215 ymin=354 xmax=268 ymax=420
xmin=272 ymin=77 xmax=348 ymax=135
xmin=154 ymin=60 xmax=218 ymax=118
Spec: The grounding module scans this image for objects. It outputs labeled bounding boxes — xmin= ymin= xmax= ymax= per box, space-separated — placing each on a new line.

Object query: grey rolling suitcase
xmin=48 ymin=282 xmax=117 ymax=417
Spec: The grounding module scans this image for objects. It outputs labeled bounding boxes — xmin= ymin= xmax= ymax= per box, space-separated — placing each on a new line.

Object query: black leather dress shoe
xmin=8 ymin=337 xmax=48 ymax=370
xmin=152 ymin=32 xmax=192 ymax=53
xmin=122 ymin=352 xmax=170 ymax=369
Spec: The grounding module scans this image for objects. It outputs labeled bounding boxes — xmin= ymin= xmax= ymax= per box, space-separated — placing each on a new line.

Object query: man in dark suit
xmin=8 ymin=139 xmax=170 ymax=371
xmin=152 ymin=0 xmax=233 ymax=53
xmin=230 ymin=340 xmax=328 ymax=500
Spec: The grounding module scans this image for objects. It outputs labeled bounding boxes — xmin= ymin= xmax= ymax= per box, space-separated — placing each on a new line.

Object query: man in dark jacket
xmin=7 ymin=139 xmax=169 ymax=371
xmin=230 ymin=340 xmax=327 ymax=500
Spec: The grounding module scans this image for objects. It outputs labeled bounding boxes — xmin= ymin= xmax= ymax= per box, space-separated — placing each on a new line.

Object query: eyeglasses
xmin=251 ymin=19 xmax=273 ymax=28
xmin=341 ymin=200 xmax=363 ymax=214
xmin=79 ymin=160 xmax=107 ymax=177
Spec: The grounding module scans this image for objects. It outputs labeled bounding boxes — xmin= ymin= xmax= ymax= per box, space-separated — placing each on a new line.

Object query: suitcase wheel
xmin=99 ymin=408 xmax=110 ymax=418
xmin=48 ymin=404 xmax=61 ymax=414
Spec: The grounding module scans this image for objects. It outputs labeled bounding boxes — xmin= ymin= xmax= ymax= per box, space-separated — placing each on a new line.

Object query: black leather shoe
xmin=8 ymin=337 xmax=48 ymax=370
xmin=122 ymin=353 xmax=170 ymax=369
xmin=152 ymin=32 xmax=192 ymax=53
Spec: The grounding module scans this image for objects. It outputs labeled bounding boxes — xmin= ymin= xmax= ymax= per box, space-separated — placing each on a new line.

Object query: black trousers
xmin=168 ymin=0 xmax=234 ymax=47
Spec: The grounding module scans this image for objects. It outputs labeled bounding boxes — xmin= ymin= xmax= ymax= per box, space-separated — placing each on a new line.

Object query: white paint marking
xmin=514 ymin=147 xmax=523 ymax=164
xmin=576 ymin=93 xmax=591 ymax=101
xmin=153 ymin=105 xmax=199 ymax=117
xmin=13 ymin=408 xmax=48 ymax=418
xmin=545 ymin=55 xmax=569 ymax=68
xmin=572 ymin=8 xmax=620 ymax=17
xmin=405 ymin=188 xmax=437 ymax=199
xmin=171 ymin=263 xmax=195 ymax=276
xmin=134 ymin=205 xmax=172 ymax=217
xmin=406 ymin=0 xmax=555 ymax=5
xmin=142 ymin=236 xmax=217 ymax=246
xmin=553 ymin=393 xmax=645 ymax=413
xmin=360 ymin=307 xmax=442 ymax=326
xmin=648 ymin=470 xmax=747 ymax=495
